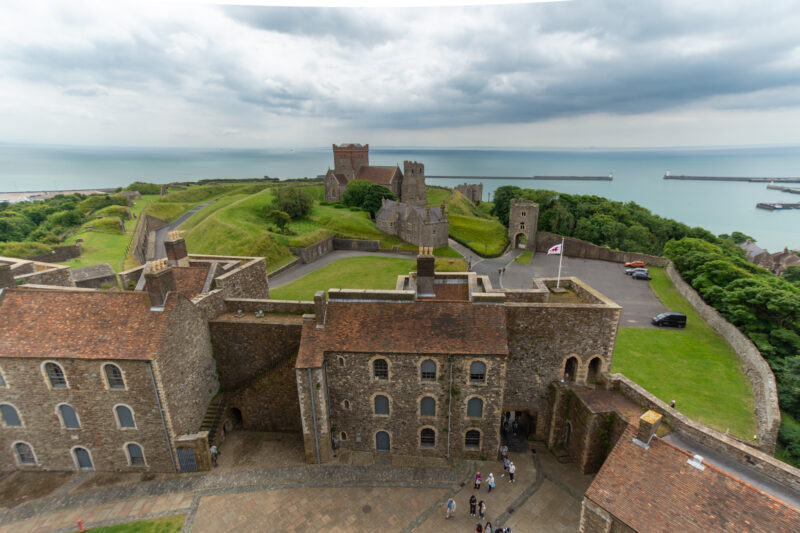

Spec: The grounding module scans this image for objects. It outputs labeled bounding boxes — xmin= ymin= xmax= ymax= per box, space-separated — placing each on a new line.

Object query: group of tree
xmin=342 ymin=179 xmax=397 ymax=217
xmin=265 ymin=186 xmax=314 ymax=233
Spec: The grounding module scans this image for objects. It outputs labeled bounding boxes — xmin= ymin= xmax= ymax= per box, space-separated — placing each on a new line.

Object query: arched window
xmin=420 ymin=396 xmax=436 ymax=417
xmin=115 ymin=405 xmax=136 ymax=428
xmin=127 ymin=443 xmax=145 ymax=466
xmin=421 ymin=428 xmax=436 ymax=448
xmin=467 ymin=398 xmax=483 ymax=418
xmin=420 ymin=359 xmax=436 ymax=381
xmin=374 ymin=395 xmax=389 ymax=415
xmin=0 ymin=367 xmax=6 ymax=387
xmin=73 ymin=447 xmax=94 ymax=470
xmin=45 ymin=362 xmax=67 ymax=388
xmin=587 ymin=357 xmax=602 ymax=383
xmin=104 ymin=364 xmax=125 ymax=389
xmin=373 ymin=359 xmax=388 ymax=380
xmin=564 ymin=357 xmax=578 ymax=382
xmin=469 ymin=361 xmax=486 ymax=383
xmin=338 ymin=357 xmax=344 ymax=368
xmin=0 ymin=404 xmax=22 ymax=427
xmin=343 ymin=400 xmax=350 ymax=409
xmin=465 ymin=430 xmax=481 ymax=450
xmin=58 ymin=404 xmax=80 ymax=429
xmin=340 ymin=431 xmax=347 ymax=441
xmin=376 ymin=431 xmax=390 ymax=452
xmin=15 ymin=442 xmax=36 ymax=464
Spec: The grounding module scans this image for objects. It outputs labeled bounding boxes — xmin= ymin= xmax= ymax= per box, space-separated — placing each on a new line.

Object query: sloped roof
xmin=355 ymin=165 xmax=400 ymax=185
xmin=172 ymin=266 xmax=210 ymax=300
xmin=740 ymin=240 xmax=768 ymax=260
xmin=0 ymin=288 xmax=174 ymax=361
xmin=376 ymin=200 xmax=446 ymax=224
xmin=585 ymin=425 xmax=800 ymax=532
xmin=70 ymin=263 xmax=116 ymax=282
xmin=297 ymin=299 xmax=507 ymax=368
xmin=326 ymin=169 xmax=348 ymax=185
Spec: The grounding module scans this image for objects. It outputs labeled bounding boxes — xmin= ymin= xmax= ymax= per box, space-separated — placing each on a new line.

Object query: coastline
xmin=0 ymin=188 xmax=117 ymax=203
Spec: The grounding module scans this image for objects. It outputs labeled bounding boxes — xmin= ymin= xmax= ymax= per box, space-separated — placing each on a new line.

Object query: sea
xmin=1 ymin=142 xmax=799 ymax=252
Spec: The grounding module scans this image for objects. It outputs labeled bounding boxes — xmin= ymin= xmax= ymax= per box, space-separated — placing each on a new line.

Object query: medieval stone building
xmin=375 ymin=198 xmax=449 ymax=248
xmin=323 ymin=144 xmax=426 ymax=206
xmin=455 ymin=183 xmax=483 ymax=204
xmin=509 ymin=198 xmax=538 ymax=251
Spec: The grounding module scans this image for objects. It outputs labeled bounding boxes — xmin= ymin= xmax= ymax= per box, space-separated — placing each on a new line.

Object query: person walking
xmin=512 ymin=420 xmax=519 ymax=436
xmin=485 ymin=522 xmax=493 ymax=533
xmin=469 ymin=494 xmax=477 ymax=517
xmin=508 ymin=462 xmax=516 ymax=483
xmin=475 ymin=523 xmax=483 ymax=533
xmin=209 ymin=445 xmax=218 ymax=467
xmin=474 ymin=471 xmax=482 ymax=490
xmin=502 ymin=457 xmax=510 ymax=477
xmin=487 ymin=473 xmax=495 ymax=493
xmin=478 ymin=500 xmax=486 ymax=520
xmin=445 ymin=497 xmax=456 ymax=519
xmin=499 ymin=444 xmax=508 ymax=461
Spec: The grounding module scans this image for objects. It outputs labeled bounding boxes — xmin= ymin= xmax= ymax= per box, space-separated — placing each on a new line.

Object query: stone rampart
xmin=131 ymin=215 xmax=168 ymax=265
xmin=606 ymin=373 xmax=800 ymax=492
xmin=25 ymin=244 xmax=82 ymax=263
xmin=535 ymin=231 xmax=669 ymax=266
xmin=268 ymin=258 xmax=300 ymax=279
xmin=15 ymin=264 xmax=73 ymax=287
xmin=664 ymin=262 xmax=781 ymax=451
xmin=223 ymin=298 xmax=314 ymax=314
xmin=289 ymin=235 xmax=334 ymax=264
xmin=333 ymin=238 xmax=380 ymax=252
xmin=212 ymin=257 xmax=269 ymax=299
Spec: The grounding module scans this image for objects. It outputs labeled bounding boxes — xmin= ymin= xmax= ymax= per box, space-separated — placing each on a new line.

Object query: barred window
xmin=104 ymin=364 xmax=125 ymax=389
xmin=15 ymin=442 xmax=35 ymax=464
xmin=373 ymin=359 xmax=388 ymax=380
xmin=420 ymin=360 xmax=436 ymax=381
xmin=45 ymin=362 xmax=67 ymax=388
xmin=465 ymin=430 xmax=481 ymax=450
xmin=421 ymin=428 xmax=435 ymax=448
xmin=469 ymin=361 xmax=486 ymax=383
xmin=127 ymin=443 xmax=145 ymax=466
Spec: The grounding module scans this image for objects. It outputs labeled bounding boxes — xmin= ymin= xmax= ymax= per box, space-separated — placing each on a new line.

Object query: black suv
xmin=652 ymin=312 xmax=687 ymax=328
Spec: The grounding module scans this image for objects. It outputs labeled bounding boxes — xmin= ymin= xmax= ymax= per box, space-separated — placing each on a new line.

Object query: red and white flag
xmin=547 ymin=244 xmax=562 ymax=255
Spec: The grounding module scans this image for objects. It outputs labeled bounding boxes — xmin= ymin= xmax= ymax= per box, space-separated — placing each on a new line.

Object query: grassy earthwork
xmin=445 ymin=190 xmax=508 ymax=257
xmin=612 ymin=267 xmax=758 ymax=440
xmin=86 ymin=514 xmax=184 ymax=532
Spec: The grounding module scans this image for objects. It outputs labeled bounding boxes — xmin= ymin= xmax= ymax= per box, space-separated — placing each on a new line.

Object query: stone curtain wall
xmin=535 ymin=231 xmax=670 ymax=267
xmin=606 ymin=373 xmax=800 ymax=492
xmin=289 ymin=236 xmax=334 ymax=264
xmin=119 ymin=266 xmax=145 ymax=290
xmin=131 ymin=215 xmax=168 ymax=265
xmin=226 ymin=356 xmax=302 ymax=433
xmin=0 ymin=358 xmax=174 ymax=473
xmin=15 ymin=264 xmax=73 ymax=287
xmin=210 ymin=257 xmax=269 ymax=299
xmin=664 ymin=262 xmax=781 ymax=451
xmin=267 ymin=258 xmax=300 ymax=279
xmin=25 ymin=244 xmax=82 ymax=263
xmin=333 ymin=238 xmax=380 ymax=252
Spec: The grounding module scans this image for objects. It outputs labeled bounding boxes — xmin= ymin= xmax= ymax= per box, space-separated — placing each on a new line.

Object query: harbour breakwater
xmin=664 ymin=174 xmax=800 ymax=183
xmin=429 ymin=175 xmax=612 ymax=181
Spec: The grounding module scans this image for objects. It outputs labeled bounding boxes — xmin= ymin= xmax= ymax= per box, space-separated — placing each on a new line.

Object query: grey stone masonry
xmin=509 ymin=199 xmax=538 ymax=251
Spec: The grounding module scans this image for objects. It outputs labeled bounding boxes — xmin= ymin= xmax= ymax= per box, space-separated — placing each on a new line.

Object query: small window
xmin=127 ymin=443 xmax=145 ymax=466
xmin=465 ymin=430 xmax=481 ymax=450
xmin=469 ymin=361 xmax=486 ymax=383
xmin=115 ymin=405 xmax=136 ymax=428
xmin=0 ymin=368 xmax=6 ymax=387
xmin=373 ymin=359 xmax=388 ymax=380
xmin=45 ymin=362 xmax=67 ymax=388
xmin=520 ymin=222 xmax=525 ymax=230
xmin=420 ymin=396 xmax=435 ymax=417
xmin=339 ymin=357 xmax=344 ymax=368
xmin=15 ymin=442 xmax=36 ymax=464
xmin=467 ymin=398 xmax=483 ymax=418
xmin=58 ymin=404 xmax=80 ymax=429
xmin=104 ymin=364 xmax=125 ymax=389
xmin=374 ymin=395 xmax=389 ymax=415
xmin=73 ymin=447 xmax=93 ymax=470
xmin=1 ymin=404 xmax=22 ymax=427
xmin=521 ymin=211 xmax=526 ymax=217
xmin=421 ymin=360 xmax=436 ymax=381
xmin=421 ymin=428 xmax=435 ymax=448
xmin=343 ymin=400 xmax=350 ymax=409
xmin=341 ymin=431 xmax=347 ymax=441
xmin=376 ymin=431 xmax=390 ymax=452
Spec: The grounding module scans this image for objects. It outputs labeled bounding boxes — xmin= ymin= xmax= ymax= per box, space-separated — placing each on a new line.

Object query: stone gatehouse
xmin=375 ymin=198 xmax=449 ymax=248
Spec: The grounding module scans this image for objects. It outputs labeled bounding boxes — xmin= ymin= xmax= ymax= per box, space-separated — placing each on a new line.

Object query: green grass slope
xmin=445 ymin=190 xmax=508 ymax=257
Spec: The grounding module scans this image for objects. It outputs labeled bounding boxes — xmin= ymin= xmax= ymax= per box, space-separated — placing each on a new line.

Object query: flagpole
xmin=556 ymin=237 xmax=565 ymax=288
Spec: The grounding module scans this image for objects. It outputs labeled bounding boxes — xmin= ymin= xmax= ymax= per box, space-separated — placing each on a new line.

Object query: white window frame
xmin=41 ymin=360 xmax=69 ymax=390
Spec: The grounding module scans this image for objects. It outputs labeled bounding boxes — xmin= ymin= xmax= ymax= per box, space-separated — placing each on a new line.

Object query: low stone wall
xmin=606 ymin=373 xmax=800 ymax=491
xmin=268 ymin=258 xmax=300 ymax=279
xmin=25 ymin=244 xmax=82 ymax=263
xmin=664 ymin=262 xmax=781 ymax=451
xmin=289 ymin=235 xmax=334 ymax=264
xmin=119 ymin=266 xmax=145 ymax=290
xmin=534 ymin=231 xmax=669 ymax=266
xmin=131 ymin=214 xmax=168 ymax=265
xmin=15 ymin=265 xmax=73 ymax=287
xmin=224 ymin=298 xmax=315 ymax=315
xmin=333 ymin=238 xmax=379 ymax=252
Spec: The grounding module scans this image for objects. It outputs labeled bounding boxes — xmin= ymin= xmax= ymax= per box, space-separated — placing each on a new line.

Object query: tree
xmin=342 ymin=180 xmax=373 ymax=207
xmin=362 ymin=185 xmax=397 ymax=217
xmin=266 ymin=209 xmax=291 ymax=233
xmin=272 ymin=186 xmax=313 ymax=219
xmin=490 ymin=186 xmax=523 ymax=226
xmin=783 ymin=266 xmax=800 ymax=284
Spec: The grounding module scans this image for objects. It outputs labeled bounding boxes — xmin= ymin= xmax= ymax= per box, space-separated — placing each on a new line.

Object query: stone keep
xmin=508 ymin=199 xmax=538 ymax=251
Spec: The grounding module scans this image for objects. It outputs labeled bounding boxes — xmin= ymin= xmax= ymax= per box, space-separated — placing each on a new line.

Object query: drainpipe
xmin=148 ymin=362 xmax=177 ymax=472
xmin=308 ymin=368 xmax=321 ymax=465
xmin=446 ymin=354 xmax=454 ymax=459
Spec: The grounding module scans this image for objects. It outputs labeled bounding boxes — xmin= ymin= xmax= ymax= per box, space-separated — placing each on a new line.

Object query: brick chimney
xmin=416 ymin=247 xmax=435 ymax=298
xmin=164 ymin=231 xmax=189 ymax=267
xmin=314 ymin=290 xmax=327 ymax=328
xmin=144 ymin=259 xmax=176 ymax=308
xmin=633 ymin=410 xmax=662 ymax=449
xmin=0 ymin=263 xmax=14 ymax=290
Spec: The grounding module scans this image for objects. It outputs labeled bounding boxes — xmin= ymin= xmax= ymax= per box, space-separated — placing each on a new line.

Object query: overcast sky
xmin=2 ymin=0 xmax=800 ymax=148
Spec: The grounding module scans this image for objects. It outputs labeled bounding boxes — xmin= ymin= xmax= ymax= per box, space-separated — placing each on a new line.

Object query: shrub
xmin=0 ymin=241 xmax=51 ymax=258
xmin=125 ymin=181 xmax=162 ymax=195
xmin=77 ymin=194 xmax=127 ymax=214
xmin=272 ymin=186 xmax=314 ymax=219
xmin=92 ymin=217 xmax=125 ymax=234
xmin=97 ymin=205 xmax=131 ymax=220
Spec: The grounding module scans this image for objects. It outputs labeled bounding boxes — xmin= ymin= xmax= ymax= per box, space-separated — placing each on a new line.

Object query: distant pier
xmin=756 ymin=202 xmax=800 ymax=210
xmin=664 ymin=174 xmax=800 ymax=183
xmin=428 ymin=175 xmax=613 ymax=181
xmin=532 ymin=175 xmax=612 ymax=181
xmin=767 ymin=184 xmax=800 ymax=194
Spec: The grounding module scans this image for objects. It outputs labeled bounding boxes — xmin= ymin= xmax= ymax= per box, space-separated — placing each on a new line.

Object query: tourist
xmin=512 ymin=420 xmax=519 ymax=436
xmin=499 ymin=443 xmax=508 ymax=461
xmin=475 ymin=523 xmax=483 ymax=533
xmin=487 ymin=473 xmax=495 ymax=493
xmin=485 ymin=521 xmax=492 ymax=533
xmin=478 ymin=500 xmax=486 ymax=520
xmin=470 ymin=494 xmax=477 ymax=517
xmin=508 ymin=462 xmax=516 ymax=483
xmin=210 ymin=445 xmax=218 ymax=467
xmin=671 ymin=399 xmax=676 ymax=408
xmin=445 ymin=497 xmax=456 ymax=519
xmin=502 ymin=457 xmax=510 ymax=477
xmin=503 ymin=422 xmax=509 ymax=442
xmin=474 ymin=471 xmax=482 ymax=490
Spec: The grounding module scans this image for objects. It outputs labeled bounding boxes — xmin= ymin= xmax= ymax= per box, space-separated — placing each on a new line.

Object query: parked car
xmin=625 ymin=267 xmax=649 ymax=275
xmin=652 ymin=312 xmax=687 ymax=328
xmin=632 ymin=271 xmax=651 ymax=280
xmin=625 ymin=260 xmax=646 ymax=268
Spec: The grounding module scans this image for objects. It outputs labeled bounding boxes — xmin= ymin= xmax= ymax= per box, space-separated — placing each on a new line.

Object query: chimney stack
xmin=0 ymin=263 xmax=14 ymax=290
xmin=633 ymin=410 xmax=663 ymax=449
xmin=145 ymin=259 xmax=176 ymax=308
xmin=314 ymin=290 xmax=327 ymax=328
xmin=164 ymin=231 xmax=189 ymax=267
xmin=416 ymin=247 xmax=435 ymax=298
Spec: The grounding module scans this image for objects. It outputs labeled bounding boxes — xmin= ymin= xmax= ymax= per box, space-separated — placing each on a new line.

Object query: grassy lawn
xmin=426 ymin=187 xmax=451 ymax=205
xmin=434 ymin=246 xmax=463 ymax=258
xmin=445 ymin=190 xmax=508 ymax=257
xmin=612 ymin=267 xmax=757 ymax=440
xmin=87 ymin=515 xmax=184 ymax=532
xmin=515 ymin=250 xmax=533 ymax=264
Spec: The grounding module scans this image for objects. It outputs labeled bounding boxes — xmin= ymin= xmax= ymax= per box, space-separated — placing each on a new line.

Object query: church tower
xmin=402 ymin=161 xmax=427 ymax=206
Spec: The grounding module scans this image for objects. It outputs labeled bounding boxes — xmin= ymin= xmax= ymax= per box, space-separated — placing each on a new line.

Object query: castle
xmin=323 ymin=144 xmax=426 ymax=206
xmin=375 ymin=198 xmax=449 ymax=248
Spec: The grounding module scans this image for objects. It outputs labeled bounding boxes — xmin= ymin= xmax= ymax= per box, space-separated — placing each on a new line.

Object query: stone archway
xmin=508 ymin=199 xmax=538 ymax=251
xmin=514 ymin=233 xmax=527 ymax=249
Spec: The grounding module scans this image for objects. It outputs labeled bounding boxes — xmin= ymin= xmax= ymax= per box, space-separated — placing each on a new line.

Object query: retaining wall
xmin=289 ymin=235 xmax=334 ymax=264
xmin=131 ymin=214 xmax=168 ymax=265
xmin=332 ymin=238 xmax=379 ymax=252
xmin=534 ymin=231 xmax=669 ymax=266
xmin=25 ymin=244 xmax=82 ymax=263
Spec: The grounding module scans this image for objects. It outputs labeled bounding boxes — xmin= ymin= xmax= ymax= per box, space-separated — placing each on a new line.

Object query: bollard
xmin=77 ymin=519 xmax=85 ymax=532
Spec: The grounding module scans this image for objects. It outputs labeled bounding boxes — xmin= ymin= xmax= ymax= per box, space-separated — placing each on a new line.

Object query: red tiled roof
xmin=0 ymin=289 xmax=174 ymax=361
xmin=585 ymin=425 xmax=800 ymax=532
xmin=297 ymin=300 xmax=507 ymax=368
xmin=355 ymin=165 xmax=400 ymax=186
xmin=326 ymin=170 xmax=348 ymax=185
xmin=172 ymin=266 xmax=209 ymax=300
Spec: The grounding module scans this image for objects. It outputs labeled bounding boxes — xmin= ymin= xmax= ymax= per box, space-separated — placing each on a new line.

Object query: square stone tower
xmin=508 ymin=199 xmax=538 ymax=251
xmin=402 ymin=161 xmax=427 ymax=206
xmin=333 ymin=144 xmax=369 ymax=181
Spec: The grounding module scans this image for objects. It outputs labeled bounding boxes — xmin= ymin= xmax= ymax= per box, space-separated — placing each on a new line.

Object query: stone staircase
xmin=199 ymin=396 xmax=226 ymax=446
